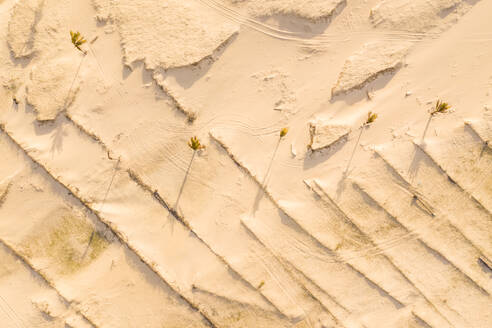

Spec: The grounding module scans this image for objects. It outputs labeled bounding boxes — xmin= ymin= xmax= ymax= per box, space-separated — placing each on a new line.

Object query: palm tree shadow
xmin=345 ymin=127 xmax=365 ymax=175
xmin=335 ymin=125 xmax=366 ymax=200
xmin=251 ymin=138 xmax=281 ymax=215
xmin=32 ymin=116 xmax=68 ymax=155
xmin=408 ymin=144 xmax=424 ymax=183
xmin=50 ymin=121 xmax=67 ymax=155
xmin=82 ymin=158 xmax=120 ymax=260
xmin=420 ymin=115 xmax=433 ymax=144
xmin=335 ymin=170 xmax=349 ymax=201
xmin=174 ymin=151 xmax=196 ymax=216
xmin=163 ymin=147 xmax=201 ymax=233
xmin=47 ymin=54 xmax=85 ymax=155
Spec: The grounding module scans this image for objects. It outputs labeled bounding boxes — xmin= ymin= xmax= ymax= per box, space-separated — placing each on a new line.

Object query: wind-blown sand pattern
xmin=26 ymin=55 xmax=83 ymax=121
xmin=6 ymin=0 xmax=43 ymax=58
xmin=369 ymin=0 xmax=473 ymax=33
xmin=308 ymin=120 xmax=351 ymax=151
xmin=101 ymin=0 xmax=239 ymax=70
xmin=220 ymin=0 xmax=346 ymax=21
xmin=1 ymin=0 xmax=492 ymax=326
xmin=331 ymin=41 xmax=412 ymax=96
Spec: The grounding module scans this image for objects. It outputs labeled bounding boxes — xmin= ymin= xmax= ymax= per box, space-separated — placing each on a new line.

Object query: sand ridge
xmin=1 ymin=0 xmax=492 ymax=327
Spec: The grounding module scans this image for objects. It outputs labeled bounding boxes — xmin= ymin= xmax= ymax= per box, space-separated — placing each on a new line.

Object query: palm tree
xmin=174 ymin=137 xmax=205 ymax=210
xmin=364 ymin=111 xmax=378 ymax=126
xmin=430 ymin=100 xmax=451 ymax=116
xmin=65 ymin=31 xmax=88 ymax=111
xmin=70 ymin=30 xmax=87 ymax=53
xmin=346 ymin=112 xmax=378 ymax=174
xmin=251 ymin=128 xmax=288 ymax=214
xmin=188 ymin=136 xmax=204 ymax=151
xmin=420 ymin=100 xmax=451 ymax=143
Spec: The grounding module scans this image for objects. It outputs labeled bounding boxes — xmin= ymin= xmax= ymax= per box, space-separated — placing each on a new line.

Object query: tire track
xmin=0 ymin=125 xmax=218 ymax=328
xmin=0 ymin=239 xmax=97 ymax=328
xmin=313 ymin=178 xmax=491 ymax=327
xmin=196 ymin=0 xmax=437 ymax=48
xmin=209 ymin=131 xmax=452 ymax=327
xmin=66 ymin=100 xmax=326 ymax=320
xmin=126 ymin=151 xmax=326 ymax=322
xmin=353 ymin=154 xmax=492 ymax=295
xmin=375 ymin=141 xmax=492 ymax=261
xmin=414 ymin=139 xmax=492 ymax=215
xmin=309 ymin=179 xmax=457 ymax=328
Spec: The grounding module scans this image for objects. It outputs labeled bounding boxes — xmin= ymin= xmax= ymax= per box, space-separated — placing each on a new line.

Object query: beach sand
xmin=0 ymin=0 xmax=491 ymax=327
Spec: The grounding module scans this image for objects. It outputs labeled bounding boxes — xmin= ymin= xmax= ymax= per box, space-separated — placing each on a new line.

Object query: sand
xmin=1 ymin=0 xmax=491 ymax=327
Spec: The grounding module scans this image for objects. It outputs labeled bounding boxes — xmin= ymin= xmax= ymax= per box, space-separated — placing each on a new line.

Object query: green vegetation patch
xmin=23 ymin=213 xmax=110 ymax=275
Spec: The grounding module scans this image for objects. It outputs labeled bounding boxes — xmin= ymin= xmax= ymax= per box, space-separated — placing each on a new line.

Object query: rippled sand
xmin=0 ymin=0 xmax=491 ymax=327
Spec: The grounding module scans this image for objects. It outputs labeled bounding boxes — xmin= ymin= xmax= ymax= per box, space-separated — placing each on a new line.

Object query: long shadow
xmin=44 ymin=53 xmax=87 ymax=155
xmin=49 ymin=121 xmax=67 ymax=155
xmin=335 ymin=171 xmax=348 ymax=201
xmin=419 ymin=115 xmax=433 ymax=144
xmin=82 ymin=158 xmax=120 ymax=260
xmin=64 ymin=54 xmax=86 ymax=111
xmin=408 ymin=144 xmax=424 ymax=183
xmin=161 ymin=150 xmax=197 ymax=233
xmin=251 ymin=138 xmax=281 ymax=215
xmin=174 ymin=150 xmax=197 ymax=213
xmin=409 ymin=115 xmax=436 ymax=183
xmin=344 ymin=126 xmax=365 ymax=175
xmin=31 ymin=112 xmax=68 ymax=155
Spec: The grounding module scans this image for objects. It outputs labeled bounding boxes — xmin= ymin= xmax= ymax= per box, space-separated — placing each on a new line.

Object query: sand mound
xmin=7 ymin=0 xmax=44 ymax=58
xmin=2 ymin=0 xmax=492 ymax=326
xmin=99 ymin=0 xmax=239 ymax=69
xmin=26 ymin=55 xmax=83 ymax=121
xmin=309 ymin=120 xmax=351 ymax=151
xmin=332 ymin=41 xmax=411 ymax=96
xmin=91 ymin=0 xmax=111 ymax=22
xmin=370 ymin=0 xmax=464 ymax=32
xmin=224 ymin=0 xmax=346 ymax=20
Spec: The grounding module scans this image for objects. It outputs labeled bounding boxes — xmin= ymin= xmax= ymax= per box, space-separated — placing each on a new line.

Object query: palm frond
xmin=365 ymin=111 xmax=378 ymax=125
xmin=431 ymin=100 xmax=451 ymax=115
xmin=70 ymin=30 xmax=87 ymax=52
xmin=188 ymin=136 xmax=204 ymax=151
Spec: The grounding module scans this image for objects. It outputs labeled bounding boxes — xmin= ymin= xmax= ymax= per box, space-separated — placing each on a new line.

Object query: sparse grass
xmin=23 ymin=214 xmax=109 ymax=275
xmin=188 ymin=136 xmax=204 ymax=151
xmin=70 ymin=30 xmax=87 ymax=53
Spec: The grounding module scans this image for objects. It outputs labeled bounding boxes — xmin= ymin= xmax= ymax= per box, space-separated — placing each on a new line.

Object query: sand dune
xmin=1 ymin=0 xmax=491 ymax=327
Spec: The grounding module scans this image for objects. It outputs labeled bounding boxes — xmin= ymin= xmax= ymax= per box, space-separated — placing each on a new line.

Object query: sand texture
xmin=221 ymin=0 xmax=346 ymax=20
xmin=1 ymin=0 xmax=491 ymax=326
xmin=332 ymin=41 xmax=412 ymax=96
xmin=308 ymin=120 xmax=351 ymax=151
xmin=7 ymin=0 xmax=43 ymax=58
xmin=102 ymin=0 xmax=239 ymax=69
xmin=26 ymin=55 xmax=83 ymax=121
xmin=369 ymin=0 xmax=470 ymax=33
